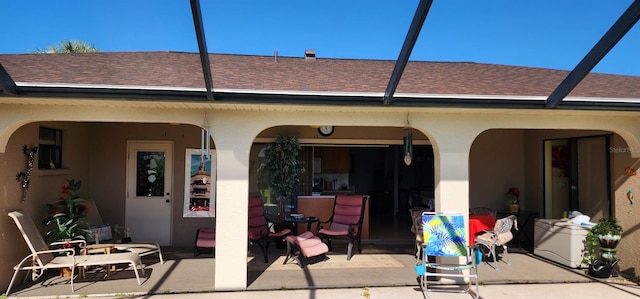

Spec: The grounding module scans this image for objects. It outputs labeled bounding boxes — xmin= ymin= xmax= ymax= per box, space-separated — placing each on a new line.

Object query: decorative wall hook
xmin=625 ymin=167 xmax=636 ymax=176
xmin=15 ymin=145 xmax=38 ymax=202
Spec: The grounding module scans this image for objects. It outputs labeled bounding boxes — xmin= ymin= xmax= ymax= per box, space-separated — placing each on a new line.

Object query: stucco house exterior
xmin=1 ymin=51 xmax=640 ymax=291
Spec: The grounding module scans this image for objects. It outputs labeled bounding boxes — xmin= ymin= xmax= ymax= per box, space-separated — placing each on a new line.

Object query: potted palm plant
xmin=263 ymin=135 xmax=305 ymax=221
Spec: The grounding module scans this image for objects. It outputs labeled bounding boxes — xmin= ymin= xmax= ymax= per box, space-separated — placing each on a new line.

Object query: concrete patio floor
xmin=5 ymin=241 xmax=638 ymax=298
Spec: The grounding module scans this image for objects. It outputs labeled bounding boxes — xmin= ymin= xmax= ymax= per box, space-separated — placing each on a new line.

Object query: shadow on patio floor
xmin=6 ymin=241 xmax=632 ymax=298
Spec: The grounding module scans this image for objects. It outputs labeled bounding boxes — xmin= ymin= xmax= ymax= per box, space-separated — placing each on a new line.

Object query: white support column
xmin=428 ymin=127 xmax=477 ymax=282
xmin=430 ymin=132 xmax=476 ymax=214
xmin=209 ymin=118 xmax=258 ymax=291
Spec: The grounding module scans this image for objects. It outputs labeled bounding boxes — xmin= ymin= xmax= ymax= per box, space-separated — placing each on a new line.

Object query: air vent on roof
xmin=304 ymin=49 xmax=316 ymax=60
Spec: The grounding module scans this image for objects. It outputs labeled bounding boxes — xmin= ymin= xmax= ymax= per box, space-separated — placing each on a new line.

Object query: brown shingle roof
xmin=1 ymin=51 xmax=639 ymax=99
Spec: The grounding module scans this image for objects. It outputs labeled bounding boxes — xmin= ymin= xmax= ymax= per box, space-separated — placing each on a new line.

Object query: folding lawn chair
xmin=415 ymin=212 xmax=480 ymax=299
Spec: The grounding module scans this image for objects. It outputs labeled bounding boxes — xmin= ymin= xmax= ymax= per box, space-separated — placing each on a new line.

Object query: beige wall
xmin=470 ymin=129 xmax=525 ymax=210
xmin=0 ymin=121 xmax=91 ymax=292
xmin=2 ymin=101 xmax=640 ymax=290
xmin=88 ymin=123 xmax=216 ymax=246
xmin=609 ymin=134 xmax=640 ymax=275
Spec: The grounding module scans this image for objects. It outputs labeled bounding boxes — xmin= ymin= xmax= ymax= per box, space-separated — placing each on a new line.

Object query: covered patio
xmin=5 ymin=240 xmax=631 ymax=298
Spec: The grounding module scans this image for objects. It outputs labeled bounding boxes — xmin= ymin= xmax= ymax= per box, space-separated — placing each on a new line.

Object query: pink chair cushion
xmin=287 ymin=231 xmax=328 ymax=258
xmin=247 ymin=196 xmax=290 ymax=240
xmin=270 ymin=228 xmax=291 ymax=237
xmin=320 ymin=195 xmax=366 ymax=237
xmin=196 ymin=227 xmax=216 ymax=248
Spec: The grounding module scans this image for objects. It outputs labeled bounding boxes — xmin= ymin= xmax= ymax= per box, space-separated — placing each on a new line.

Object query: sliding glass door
xmin=543 ymin=135 xmax=610 ymax=219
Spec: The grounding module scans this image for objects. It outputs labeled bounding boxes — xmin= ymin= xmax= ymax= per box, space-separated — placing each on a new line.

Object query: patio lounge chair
xmin=85 ymin=199 xmax=164 ymax=264
xmin=416 ymin=212 xmax=479 ymax=299
xmin=6 ymin=210 xmax=145 ymax=295
xmin=318 ymin=195 xmax=368 ymax=261
xmin=248 ymin=196 xmax=291 ymax=263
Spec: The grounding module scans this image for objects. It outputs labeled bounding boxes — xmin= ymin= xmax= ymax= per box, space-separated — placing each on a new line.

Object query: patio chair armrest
xmin=318 ymin=217 xmax=332 ymax=229
xmin=39 ymin=247 xmax=77 ymax=256
xmin=50 ymin=239 xmax=87 ymax=249
xmin=347 ymin=224 xmax=356 ymax=235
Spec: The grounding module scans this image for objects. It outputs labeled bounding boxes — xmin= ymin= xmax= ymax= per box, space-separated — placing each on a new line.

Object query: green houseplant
xmin=42 ymin=179 xmax=91 ymax=244
xmin=582 ymin=216 xmax=622 ymax=267
xmin=263 ymin=135 xmax=305 ymax=220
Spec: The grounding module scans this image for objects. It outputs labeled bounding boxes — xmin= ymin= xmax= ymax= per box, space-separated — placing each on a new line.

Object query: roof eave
xmin=10 ymin=84 xmax=640 ymax=111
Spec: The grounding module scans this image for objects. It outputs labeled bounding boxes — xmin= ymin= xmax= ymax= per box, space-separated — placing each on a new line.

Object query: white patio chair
xmin=6 ymin=210 xmax=146 ymax=295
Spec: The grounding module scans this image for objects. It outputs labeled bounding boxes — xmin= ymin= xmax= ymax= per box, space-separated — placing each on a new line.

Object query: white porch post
xmin=209 ymin=119 xmax=256 ymax=291
xmin=428 ymin=127 xmax=477 ymax=282
xmin=429 ymin=129 xmax=477 ymax=216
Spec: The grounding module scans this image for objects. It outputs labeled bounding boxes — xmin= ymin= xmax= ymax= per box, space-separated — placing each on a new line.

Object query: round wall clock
xmin=318 ymin=125 xmax=334 ymax=137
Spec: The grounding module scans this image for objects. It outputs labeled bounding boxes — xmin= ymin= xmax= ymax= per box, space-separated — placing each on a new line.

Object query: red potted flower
xmin=506 ymin=187 xmax=520 ymax=212
xmin=42 ymin=179 xmax=90 ymax=243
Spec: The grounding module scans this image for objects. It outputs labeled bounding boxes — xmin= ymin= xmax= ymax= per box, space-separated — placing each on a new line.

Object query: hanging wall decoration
xmin=183 ymin=148 xmax=216 ymax=217
xmin=624 ymin=167 xmax=636 ymax=176
xmin=403 ymin=114 xmax=413 ymax=166
xmin=15 ymin=145 xmax=38 ymax=202
xmin=403 ymin=131 xmax=413 ymax=166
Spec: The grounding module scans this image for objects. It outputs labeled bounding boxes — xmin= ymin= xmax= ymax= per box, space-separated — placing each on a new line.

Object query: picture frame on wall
xmin=183 ymin=148 xmax=216 ymax=217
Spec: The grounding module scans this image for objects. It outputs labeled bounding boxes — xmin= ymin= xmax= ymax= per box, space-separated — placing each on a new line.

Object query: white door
xmin=126 ymin=141 xmax=173 ymax=245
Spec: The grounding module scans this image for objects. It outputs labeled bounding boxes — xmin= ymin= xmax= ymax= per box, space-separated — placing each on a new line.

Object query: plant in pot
xmin=582 ymin=216 xmax=622 ymax=278
xmin=42 ymin=179 xmax=91 ymax=276
xmin=263 ymin=135 xmax=305 ymax=221
xmin=505 ymin=187 xmax=520 ymax=212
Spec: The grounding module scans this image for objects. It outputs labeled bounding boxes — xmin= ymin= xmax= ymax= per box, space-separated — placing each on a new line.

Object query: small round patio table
xmin=284 ymin=216 xmax=320 ymax=235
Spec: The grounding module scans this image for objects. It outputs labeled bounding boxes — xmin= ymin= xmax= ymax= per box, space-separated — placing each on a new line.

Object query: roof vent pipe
xmin=304 ymin=49 xmax=316 ymax=60
xmin=274 ymin=50 xmax=278 ymax=63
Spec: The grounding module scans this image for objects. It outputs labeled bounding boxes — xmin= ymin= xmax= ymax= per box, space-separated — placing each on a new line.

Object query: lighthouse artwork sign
xmin=183 ymin=148 xmax=216 ymax=217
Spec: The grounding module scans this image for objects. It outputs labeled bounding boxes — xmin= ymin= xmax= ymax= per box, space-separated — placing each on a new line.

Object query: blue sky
xmin=3 ymin=0 xmax=639 ymax=76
